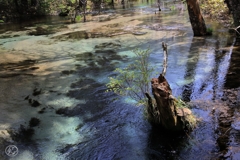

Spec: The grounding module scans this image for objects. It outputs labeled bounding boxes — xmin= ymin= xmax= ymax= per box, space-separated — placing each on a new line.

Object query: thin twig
xmin=231 ymin=25 xmax=240 ymax=35
xmin=161 ymin=42 xmax=168 ymax=76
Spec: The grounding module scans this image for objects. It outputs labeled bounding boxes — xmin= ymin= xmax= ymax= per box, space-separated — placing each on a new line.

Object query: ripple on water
xmin=232 ymin=121 xmax=240 ymax=131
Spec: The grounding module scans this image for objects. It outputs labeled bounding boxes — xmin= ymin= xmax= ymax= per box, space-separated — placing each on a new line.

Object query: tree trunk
xmin=79 ymin=0 xmax=87 ymax=22
xmin=98 ymin=0 xmax=102 ymax=14
xmin=21 ymin=0 xmax=28 ymax=11
xmin=186 ymin=0 xmax=207 ymax=36
xmin=161 ymin=42 xmax=167 ymax=76
xmin=111 ymin=0 xmax=114 ymax=9
xmin=31 ymin=0 xmax=37 ymax=7
xmin=157 ymin=0 xmax=161 ymax=11
xmin=83 ymin=3 xmax=86 ymax=22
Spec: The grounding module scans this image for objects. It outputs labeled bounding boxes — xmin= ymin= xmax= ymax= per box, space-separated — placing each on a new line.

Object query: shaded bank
xmin=0 ymin=0 xmax=50 ymax=22
xmin=225 ymin=0 xmax=240 ymax=45
xmin=225 ymin=46 xmax=240 ymax=88
xmin=225 ymin=0 xmax=240 ymax=27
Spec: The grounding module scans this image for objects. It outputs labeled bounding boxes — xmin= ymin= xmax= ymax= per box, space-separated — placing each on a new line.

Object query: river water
xmin=0 ymin=1 xmax=240 ymax=160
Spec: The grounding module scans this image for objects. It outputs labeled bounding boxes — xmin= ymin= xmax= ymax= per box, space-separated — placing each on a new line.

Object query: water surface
xmin=0 ymin=1 xmax=239 ymax=160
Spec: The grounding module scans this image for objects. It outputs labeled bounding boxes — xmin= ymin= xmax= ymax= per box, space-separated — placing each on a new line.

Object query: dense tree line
xmin=0 ymin=0 xmax=51 ymax=21
xmin=0 ymin=0 xmax=112 ymax=22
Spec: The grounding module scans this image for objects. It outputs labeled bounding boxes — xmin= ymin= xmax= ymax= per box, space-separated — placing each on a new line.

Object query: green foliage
xmin=175 ymin=96 xmax=188 ymax=109
xmin=174 ymin=97 xmax=197 ymax=129
xmin=70 ymin=0 xmax=77 ymax=3
xmin=170 ymin=5 xmax=176 ymax=11
xmin=76 ymin=15 xmax=82 ymax=21
xmin=58 ymin=0 xmax=74 ymax=13
xmin=184 ymin=114 xmax=197 ymax=130
xmin=58 ymin=4 xmax=68 ymax=10
xmin=199 ymin=0 xmax=232 ymax=26
xmin=57 ymin=0 xmax=85 ymax=22
xmin=0 ymin=20 xmax=4 ymax=23
xmin=206 ymin=27 xmax=213 ymax=35
xmin=106 ymin=48 xmax=154 ymax=105
xmin=105 ymin=0 xmax=113 ymax=5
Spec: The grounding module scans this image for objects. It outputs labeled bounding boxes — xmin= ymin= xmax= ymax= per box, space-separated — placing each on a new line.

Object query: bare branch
xmin=234 ymin=25 xmax=240 ymax=35
xmin=161 ymin=42 xmax=168 ymax=76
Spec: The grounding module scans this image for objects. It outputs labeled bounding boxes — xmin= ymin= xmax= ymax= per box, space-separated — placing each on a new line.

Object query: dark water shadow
xmin=225 ymin=45 xmax=240 ymax=88
xmin=181 ymin=37 xmax=205 ymax=102
xmin=146 ymin=126 xmax=188 ymax=160
xmin=0 ymin=16 xmax=68 ymax=34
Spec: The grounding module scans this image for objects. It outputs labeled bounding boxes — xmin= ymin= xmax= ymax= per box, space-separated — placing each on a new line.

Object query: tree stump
xmin=146 ymin=74 xmax=195 ymax=131
xmin=145 ymin=42 xmax=196 ymax=131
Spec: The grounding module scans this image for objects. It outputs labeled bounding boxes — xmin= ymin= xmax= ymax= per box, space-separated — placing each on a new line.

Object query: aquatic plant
xmin=175 ymin=96 xmax=188 ymax=109
xmin=106 ymin=48 xmax=153 ymax=105
xmin=174 ymin=97 xmax=197 ymax=130
xmin=206 ymin=27 xmax=213 ymax=35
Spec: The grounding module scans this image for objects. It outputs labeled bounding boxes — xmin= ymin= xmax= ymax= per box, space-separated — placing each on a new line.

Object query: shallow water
xmin=0 ymin=1 xmax=239 ymax=160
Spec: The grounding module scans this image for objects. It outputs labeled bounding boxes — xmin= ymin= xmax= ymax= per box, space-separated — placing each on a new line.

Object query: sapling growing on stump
xmin=106 ymin=43 xmax=196 ymax=131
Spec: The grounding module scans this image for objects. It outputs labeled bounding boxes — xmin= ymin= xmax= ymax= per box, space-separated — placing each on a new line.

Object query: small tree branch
xmin=161 ymin=42 xmax=168 ymax=76
xmin=234 ymin=26 xmax=240 ymax=35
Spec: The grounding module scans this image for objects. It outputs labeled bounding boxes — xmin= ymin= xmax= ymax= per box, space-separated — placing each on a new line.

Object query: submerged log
xmin=146 ymin=42 xmax=196 ymax=131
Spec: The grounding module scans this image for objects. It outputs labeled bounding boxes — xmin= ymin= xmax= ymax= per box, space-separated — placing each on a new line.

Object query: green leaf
xmin=76 ymin=15 xmax=82 ymax=21
xmin=59 ymin=4 xmax=67 ymax=9
xmin=70 ymin=0 xmax=77 ymax=3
